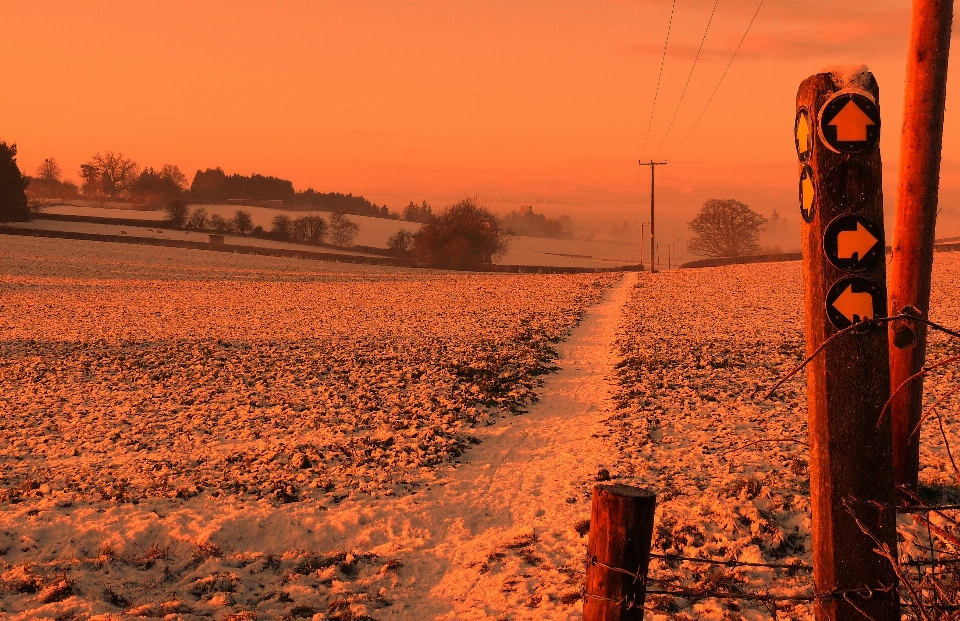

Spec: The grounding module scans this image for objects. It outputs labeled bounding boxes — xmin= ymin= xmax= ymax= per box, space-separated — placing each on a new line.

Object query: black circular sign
xmin=823 ymin=214 xmax=884 ymax=272
xmin=795 ymin=108 xmax=812 ymax=163
xmin=818 ymin=92 xmax=881 ymax=154
xmin=799 ymin=165 xmax=816 ymax=223
xmin=826 ymin=276 xmax=886 ymax=330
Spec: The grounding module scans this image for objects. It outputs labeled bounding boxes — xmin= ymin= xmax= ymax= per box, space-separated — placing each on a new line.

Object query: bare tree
xmin=291 ymin=216 xmax=310 ymax=241
xmin=80 ymin=152 xmax=139 ymax=199
xmin=272 ymin=214 xmax=293 ymax=239
xmin=232 ymin=210 xmax=253 ymax=234
xmin=305 ymin=215 xmax=328 ymax=243
xmin=160 ymin=164 xmax=188 ymax=191
xmin=165 ymin=200 xmax=190 ymax=229
xmin=188 ymin=207 xmax=208 ymax=231
xmin=209 ymin=213 xmax=232 ymax=234
xmin=412 ymin=199 xmax=507 ymax=268
xmin=36 ymin=158 xmax=61 ymax=181
xmin=329 ymin=212 xmax=359 ymax=247
xmin=387 ymin=228 xmax=416 ymax=255
xmin=687 ymin=199 xmax=767 ymax=258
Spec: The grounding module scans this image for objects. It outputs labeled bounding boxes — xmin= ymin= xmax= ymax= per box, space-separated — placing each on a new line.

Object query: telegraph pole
xmin=637 ymin=223 xmax=645 ymax=269
xmin=639 ymin=160 xmax=667 ymax=272
xmin=888 ymin=0 xmax=953 ymax=492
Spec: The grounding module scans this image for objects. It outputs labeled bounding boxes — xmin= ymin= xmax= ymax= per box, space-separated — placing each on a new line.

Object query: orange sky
xmin=3 ymin=1 xmax=960 ymax=239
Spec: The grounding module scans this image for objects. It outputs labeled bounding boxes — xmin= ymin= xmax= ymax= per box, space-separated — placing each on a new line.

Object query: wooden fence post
xmin=584 ymin=484 xmax=656 ymax=621
xmin=795 ymin=67 xmax=899 ymax=621
xmin=888 ymin=0 xmax=954 ymax=493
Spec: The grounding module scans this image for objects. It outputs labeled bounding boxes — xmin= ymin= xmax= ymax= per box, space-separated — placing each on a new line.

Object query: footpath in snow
xmin=356 ymin=271 xmax=636 ymax=619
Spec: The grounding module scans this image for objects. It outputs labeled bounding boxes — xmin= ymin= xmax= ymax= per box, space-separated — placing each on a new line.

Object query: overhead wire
xmin=668 ymin=0 xmax=765 ymax=159
xmin=652 ymin=0 xmax=721 ymax=158
xmin=639 ymin=0 xmax=677 ymax=160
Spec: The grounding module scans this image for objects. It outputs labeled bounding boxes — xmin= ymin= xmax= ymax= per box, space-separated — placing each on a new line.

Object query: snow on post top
xmin=821 ymin=64 xmax=874 ymax=91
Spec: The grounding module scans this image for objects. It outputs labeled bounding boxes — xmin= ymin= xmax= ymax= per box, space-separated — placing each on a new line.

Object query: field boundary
xmin=30 ymin=212 xmax=397 ymax=257
xmin=0 ymin=226 xmax=641 ymax=274
xmin=680 ymin=252 xmax=803 ymax=269
xmin=682 ymin=243 xmax=960 ymax=269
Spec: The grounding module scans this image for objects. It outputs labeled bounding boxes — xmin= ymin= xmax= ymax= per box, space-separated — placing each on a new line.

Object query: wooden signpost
xmin=795 ymin=68 xmax=898 ymax=621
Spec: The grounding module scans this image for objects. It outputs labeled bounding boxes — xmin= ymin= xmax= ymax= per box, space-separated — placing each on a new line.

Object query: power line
xmin=653 ymin=0 xmax=721 ymax=158
xmin=639 ymin=0 xmax=677 ymax=159
xmin=669 ymin=0 xmax=765 ymax=159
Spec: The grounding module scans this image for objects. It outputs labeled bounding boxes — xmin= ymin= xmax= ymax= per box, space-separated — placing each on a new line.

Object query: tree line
xmin=23 ymin=152 xmax=394 ymax=219
xmin=165 ymin=203 xmax=360 ymax=247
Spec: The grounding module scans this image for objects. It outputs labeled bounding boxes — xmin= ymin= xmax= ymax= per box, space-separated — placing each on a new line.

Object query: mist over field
xmin=6 ymin=2 xmax=960 ymax=619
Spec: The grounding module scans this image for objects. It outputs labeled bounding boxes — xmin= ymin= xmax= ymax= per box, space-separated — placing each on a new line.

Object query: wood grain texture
xmin=888 ymin=0 xmax=954 ymax=492
xmin=584 ymin=484 xmax=656 ymax=621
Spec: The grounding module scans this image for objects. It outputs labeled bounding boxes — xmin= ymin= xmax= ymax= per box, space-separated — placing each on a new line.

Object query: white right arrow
xmin=832 ymin=284 xmax=875 ymax=323
xmin=836 ymin=222 xmax=878 ymax=260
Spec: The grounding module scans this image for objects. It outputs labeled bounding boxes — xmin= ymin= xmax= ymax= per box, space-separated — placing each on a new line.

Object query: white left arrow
xmin=832 ymin=284 xmax=875 ymax=323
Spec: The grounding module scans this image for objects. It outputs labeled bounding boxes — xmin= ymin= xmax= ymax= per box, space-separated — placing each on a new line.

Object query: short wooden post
xmin=888 ymin=0 xmax=954 ymax=493
xmin=796 ymin=67 xmax=898 ymax=621
xmin=584 ymin=484 xmax=656 ymax=621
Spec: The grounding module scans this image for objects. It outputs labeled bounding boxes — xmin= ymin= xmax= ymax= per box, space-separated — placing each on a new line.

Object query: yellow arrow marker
xmin=797 ymin=113 xmax=810 ymax=154
xmin=832 ymin=284 xmax=875 ymax=323
xmin=837 ymin=222 xmax=878 ymax=260
xmin=802 ymin=175 xmax=815 ymax=213
xmin=829 ymin=100 xmax=875 ymax=142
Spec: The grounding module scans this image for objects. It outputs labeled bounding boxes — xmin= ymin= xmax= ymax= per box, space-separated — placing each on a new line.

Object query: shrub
xmin=413 ymin=198 xmax=507 ymax=269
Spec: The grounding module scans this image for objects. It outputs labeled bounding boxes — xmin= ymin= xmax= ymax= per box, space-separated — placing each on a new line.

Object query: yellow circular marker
xmin=799 ymin=165 xmax=816 ymax=223
xmin=795 ymin=108 xmax=812 ymax=162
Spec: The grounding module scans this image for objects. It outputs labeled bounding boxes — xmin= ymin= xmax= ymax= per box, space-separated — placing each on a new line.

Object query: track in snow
xmin=363 ymin=272 xmax=636 ymax=619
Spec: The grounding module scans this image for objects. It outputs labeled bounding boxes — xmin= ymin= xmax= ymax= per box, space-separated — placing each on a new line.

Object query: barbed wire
xmin=584 ymin=555 xmax=896 ymax=607
xmin=590 ymin=311 xmax=960 ymax=617
xmin=762 ymin=309 xmax=960 ymax=402
xmin=649 ymin=552 xmax=811 ymax=571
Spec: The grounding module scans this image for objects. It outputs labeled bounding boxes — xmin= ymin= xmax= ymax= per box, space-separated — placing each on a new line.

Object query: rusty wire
xmin=761 ymin=311 xmax=960 ymax=402
xmin=649 ymin=552 xmax=811 ymax=571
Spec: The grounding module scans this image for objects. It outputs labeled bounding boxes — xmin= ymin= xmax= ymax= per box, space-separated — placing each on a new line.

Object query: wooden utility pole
xmin=584 ymin=485 xmax=656 ymax=621
xmin=888 ymin=0 xmax=954 ymax=492
xmin=639 ymin=160 xmax=666 ymax=273
xmin=639 ymin=222 xmax=647 ymax=270
xmin=796 ymin=68 xmax=898 ymax=621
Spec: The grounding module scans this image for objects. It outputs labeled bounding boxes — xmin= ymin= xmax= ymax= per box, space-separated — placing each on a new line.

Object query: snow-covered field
xmin=4 ymin=230 xmax=960 ymax=620
xmin=0 ymin=235 xmax=617 ymax=619
xmin=33 ymin=203 xmax=409 ymax=251
xmin=609 ymin=253 xmax=960 ymax=620
xmin=3 ymin=220 xmax=382 ymax=258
